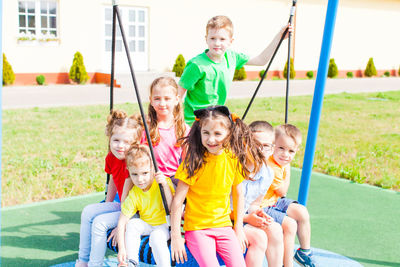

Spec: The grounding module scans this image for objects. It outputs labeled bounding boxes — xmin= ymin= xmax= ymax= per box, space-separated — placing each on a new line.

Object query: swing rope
xmin=242 ymin=0 xmax=297 ymax=124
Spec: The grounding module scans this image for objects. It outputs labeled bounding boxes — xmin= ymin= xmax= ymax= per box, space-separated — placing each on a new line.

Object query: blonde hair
xmin=275 ymin=124 xmax=302 ymax=147
xmin=148 ymin=76 xmax=186 ymax=146
xmin=206 ymin=15 xmax=233 ymax=37
xmin=249 ymin=120 xmax=274 ymax=135
xmin=125 ymin=144 xmax=153 ymax=171
xmin=105 ymin=110 xmax=143 ymax=148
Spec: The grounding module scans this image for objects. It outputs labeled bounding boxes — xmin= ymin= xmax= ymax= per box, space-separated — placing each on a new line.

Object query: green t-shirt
xmin=179 ymin=50 xmax=249 ymax=125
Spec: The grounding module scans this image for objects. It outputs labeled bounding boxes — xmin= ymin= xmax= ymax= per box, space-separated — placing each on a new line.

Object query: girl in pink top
xmin=142 ymin=77 xmax=190 ymax=185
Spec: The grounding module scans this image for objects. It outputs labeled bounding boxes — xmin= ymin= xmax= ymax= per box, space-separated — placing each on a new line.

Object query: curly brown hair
xmin=105 ymin=109 xmax=143 ymax=149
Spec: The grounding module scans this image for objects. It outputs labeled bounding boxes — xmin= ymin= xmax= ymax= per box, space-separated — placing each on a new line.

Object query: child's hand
xmin=107 ymin=227 xmax=119 ymax=247
xmin=234 ymin=226 xmax=249 ymax=253
xmin=171 ymin=235 xmax=187 ymax=264
xmin=247 ymin=209 xmax=268 ymax=228
xmin=280 ymin=23 xmax=294 ymax=40
xmin=155 ymin=171 xmax=167 ymax=185
xmin=117 ymin=248 xmax=127 ymax=266
xmin=255 ymin=209 xmax=274 ymax=228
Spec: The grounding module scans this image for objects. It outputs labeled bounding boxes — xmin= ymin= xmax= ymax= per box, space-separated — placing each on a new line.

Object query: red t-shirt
xmin=105 ymin=152 xmax=129 ymax=199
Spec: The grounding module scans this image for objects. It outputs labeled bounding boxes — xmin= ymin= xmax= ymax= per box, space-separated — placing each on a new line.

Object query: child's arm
xmin=116 ymin=213 xmax=130 ymax=264
xmin=105 ymin=175 xmax=117 ymax=202
xmin=178 ymin=85 xmax=187 ymax=100
xmin=246 ymin=24 xmax=292 ymax=66
xmin=154 ymin=171 xmax=173 ymax=210
xmin=121 ymin=178 xmax=133 ymax=203
xmin=171 ymin=181 xmax=189 ymax=264
xmin=232 ymin=183 xmax=248 ymax=252
xmin=275 ymin=165 xmax=291 ymax=197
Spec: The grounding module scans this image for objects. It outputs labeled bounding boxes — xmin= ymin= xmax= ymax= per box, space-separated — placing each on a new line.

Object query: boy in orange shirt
xmin=255 ymin=123 xmax=316 ymax=267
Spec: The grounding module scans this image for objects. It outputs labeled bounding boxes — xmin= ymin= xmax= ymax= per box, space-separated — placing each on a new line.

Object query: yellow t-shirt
xmin=121 ymin=178 xmax=175 ymax=226
xmin=175 ymin=150 xmax=245 ymax=231
xmin=262 ymin=156 xmax=289 ymax=207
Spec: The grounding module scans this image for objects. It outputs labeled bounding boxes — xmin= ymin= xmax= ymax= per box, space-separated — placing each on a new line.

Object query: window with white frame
xmin=18 ymin=0 xmax=58 ymax=41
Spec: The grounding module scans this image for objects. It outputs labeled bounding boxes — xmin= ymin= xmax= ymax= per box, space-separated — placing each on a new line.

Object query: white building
xmin=2 ymin=0 xmax=400 ymax=85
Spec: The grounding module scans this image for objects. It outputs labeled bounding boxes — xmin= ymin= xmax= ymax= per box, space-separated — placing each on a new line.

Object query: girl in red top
xmin=75 ymin=110 xmax=142 ymax=267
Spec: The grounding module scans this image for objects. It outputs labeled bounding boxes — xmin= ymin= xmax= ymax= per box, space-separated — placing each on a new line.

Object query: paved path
xmin=2 ymin=77 xmax=399 ymax=109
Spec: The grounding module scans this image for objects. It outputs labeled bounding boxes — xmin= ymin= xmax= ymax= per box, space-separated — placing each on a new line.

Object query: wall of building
xmin=2 ymin=0 xmax=400 ymax=84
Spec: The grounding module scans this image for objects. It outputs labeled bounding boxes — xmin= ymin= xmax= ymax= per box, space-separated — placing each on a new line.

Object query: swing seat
xmin=106 ymin=229 xmax=227 ymax=266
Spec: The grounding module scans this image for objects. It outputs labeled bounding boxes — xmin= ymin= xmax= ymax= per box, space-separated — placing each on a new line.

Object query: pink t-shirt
xmin=141 ymin=125 xmax=190 ymax=177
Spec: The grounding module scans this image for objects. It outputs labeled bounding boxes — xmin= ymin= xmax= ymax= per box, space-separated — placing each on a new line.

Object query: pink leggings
xmin=185 ymin=227 xmax=245 ymax=267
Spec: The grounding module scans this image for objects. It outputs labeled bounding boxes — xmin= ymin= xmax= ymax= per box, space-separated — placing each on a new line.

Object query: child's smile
xmin=200 ymin=120 xmax=229 ymax=155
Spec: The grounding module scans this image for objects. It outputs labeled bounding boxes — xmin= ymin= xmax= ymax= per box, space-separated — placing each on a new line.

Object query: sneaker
xmin=294 ymin=248 xmax=317 ymax=267
xmin=128 ymin=259 xmax=139 ymax=267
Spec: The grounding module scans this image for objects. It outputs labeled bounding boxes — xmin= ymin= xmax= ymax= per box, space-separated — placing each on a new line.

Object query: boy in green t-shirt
xmin=178 ymin=15 xmax=292 ymax=125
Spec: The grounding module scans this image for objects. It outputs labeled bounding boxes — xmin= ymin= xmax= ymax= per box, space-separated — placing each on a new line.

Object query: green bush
xmin=259 ymin=69 xmax=266 ymax=79
xmin=327 ymin=58 xmax=338 ymax=78
xmin=398 ymin=66 xmax=400 ymax=76
xmin=3 ymin=53 xmax=15 ymax=85
xmin=384 ymin=71 xmax=390 ymax=77
xmin=306 ymin=71 xmax=314 ymax=79
xmin=346 ymin=71 xmax=354 ymax=78
xmin=233 ymin=67 xmax=246 ymax=81
xmin=283 ymin=57 xmax=295 ymax=79
xmin=36 ymin=75 xmax=46 ymax=85
xmin=172 ymin=54 xmax=186 ymax=77
xmin=69 ymin=51 xmax=89 ymax=84
xmin=364 ymin=57 xmax=377 ymax=77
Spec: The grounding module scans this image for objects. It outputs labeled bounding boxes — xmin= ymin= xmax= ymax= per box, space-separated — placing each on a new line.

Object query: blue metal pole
xmin=298 ymin=0 xmax=339 ymax=206
xmin=0 ymin=0 xmax=3 ymax=261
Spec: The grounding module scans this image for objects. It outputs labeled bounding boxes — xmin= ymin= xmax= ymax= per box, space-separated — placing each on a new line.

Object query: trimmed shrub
xmin=346 ymin=71 xmax=354 ymax=78
xmin=327 ymin=58 xmax=338 ymax=78
xmin=306 ymin=71 xmax=314 ymax=79
xmin=398 ymin=66 xmax=400 ymax=76
xmin=172 ymin=54 xmax=186 ymax=77
xmin=364 ymin=57 xmax=377 ymax=77
xmin=36 ymin=75 xmax=46 ymax=85
xmin=259 ymin=70 xmax=266 ymax=79
xmin=384 ymin=71 xmax=390 ymax=77
xmin=69 ymin=51 xmax=89 ymax=84
xmin=233 ymin=67 xmax=246 ymax=81
xmin=3 ymin=53 xmax=15 ymax=85
xmin=283 ymin=57 xmax=295 ymax=79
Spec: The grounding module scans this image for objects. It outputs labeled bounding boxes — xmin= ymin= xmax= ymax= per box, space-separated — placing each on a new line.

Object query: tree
xmin=283 ymin=58 xmax=295 ymax=79
xmin=69 ymin=51 xmax=89 ymax=84
xmin=364 ymin=57 xmax=377 ymax=77
xmin=172 ymin=54 xmax=186 ymax=77
xmin=3 ymin=53 xmax=15 ymax=85
xmin=327 ymin=58 xmax=338 ymax=78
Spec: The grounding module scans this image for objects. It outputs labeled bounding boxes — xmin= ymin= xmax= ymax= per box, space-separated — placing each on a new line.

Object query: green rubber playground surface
xmin=2 ymin=169 xmax=400 ymax=267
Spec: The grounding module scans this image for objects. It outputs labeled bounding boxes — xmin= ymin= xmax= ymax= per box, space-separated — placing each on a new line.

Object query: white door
xmin=103 ymin=6 xmax=148 ymax=73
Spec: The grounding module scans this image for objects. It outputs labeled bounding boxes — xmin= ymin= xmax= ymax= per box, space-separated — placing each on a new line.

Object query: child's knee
xmin=149 ymin=231 xmax=168 ymax=247
xmin=282 ymin=217 xmax=297 ymax=235
xmin=247 ymin=227 xmax=268 ymax=251
xmin=266 ymin=222 xmax=283 ymax=243
xmin=91 ymin=216 xmax=108 ymax=235
xmin=81 ymin=204 xmax=98 ymax=222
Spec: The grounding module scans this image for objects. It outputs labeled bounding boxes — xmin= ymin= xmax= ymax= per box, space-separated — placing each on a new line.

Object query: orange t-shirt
xmin=262 ymin=156 xmax=290 ymax=207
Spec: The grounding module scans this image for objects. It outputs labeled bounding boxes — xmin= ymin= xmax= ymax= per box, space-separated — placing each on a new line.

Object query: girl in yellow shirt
xmin=170 ymin=105 xmax=262 ymax=267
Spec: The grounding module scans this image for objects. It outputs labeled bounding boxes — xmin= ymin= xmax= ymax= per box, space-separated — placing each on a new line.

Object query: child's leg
xmin=125 ymin=218 xmax=152 ymax=264
xmin=281 ymin=216 xmax=297 ymax=267
xmin=243 ymin=224 xmax=267 ymax=267
xmin=89 ymin=210 xmax=121 ymax=267
xmin=185 ymin=229 xmax=220 ymax=267
xmin=78 ymin=202 xmax=121 ymax=264
xmin=149 ymin=223 xmax=171 ymax=267
xmin=264 ymin=221 xmax=284 ymax=267
xmin=287 ymin=203 xmax=311 ymax=250
xmin=214 ymin=227 xmax=246 ymax=267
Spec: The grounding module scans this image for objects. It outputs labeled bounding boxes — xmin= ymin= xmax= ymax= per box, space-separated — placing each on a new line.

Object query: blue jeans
xmin=78 ymin=202 xmax=121 ymax=267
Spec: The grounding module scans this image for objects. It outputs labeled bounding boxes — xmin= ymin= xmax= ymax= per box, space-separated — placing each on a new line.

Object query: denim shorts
xmin=263 ymin=197 xmax=297 ymax=225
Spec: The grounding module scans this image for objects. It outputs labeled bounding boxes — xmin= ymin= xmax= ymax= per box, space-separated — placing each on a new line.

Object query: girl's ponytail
xmin=230 ymin=117 xmax=265 ymax=178
xmin=181 ymin=121 xmax=206 ymax=179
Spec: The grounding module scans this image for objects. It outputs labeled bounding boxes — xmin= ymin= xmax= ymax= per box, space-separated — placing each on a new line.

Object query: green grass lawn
xmin=2 ymin=90 xmax=400 ymax=207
